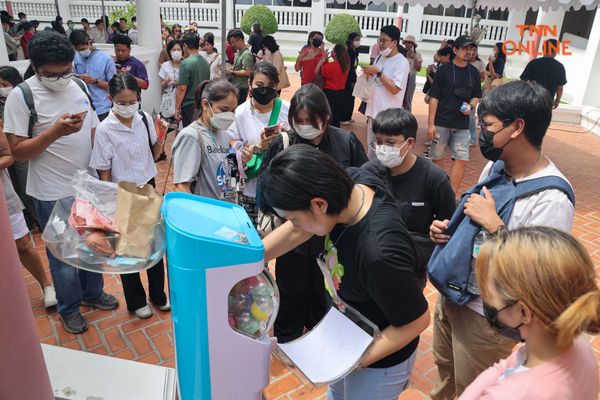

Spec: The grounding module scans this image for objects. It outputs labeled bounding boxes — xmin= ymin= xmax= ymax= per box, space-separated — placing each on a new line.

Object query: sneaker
xmin=153 ymin=298 xmax=170 ymax=312
xmin=134 ymin=305 xmax=153 ymax=319
xmin=340 ymin=120 xmax=351 ymax=125
xmin=59 ymin=312 xmax=88 ymax=334
xmin=43 ymin=286 xmax=57 ymax=308
xmin=82 ymin=292 xmax=119 ymax=310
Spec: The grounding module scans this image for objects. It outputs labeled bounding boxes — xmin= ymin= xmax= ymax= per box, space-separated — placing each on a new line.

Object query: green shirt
xmin=178 ymin=54 xmax=211 ymax=108
xmin=231 ymin=48 xmax=254 ymax=89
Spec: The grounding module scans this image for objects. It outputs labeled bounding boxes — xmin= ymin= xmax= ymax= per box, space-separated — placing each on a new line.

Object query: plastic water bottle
xmin=468 ymin=228 xmax=489 ymax=295
xmin=460 ymin=102 xmax=470 ymax=113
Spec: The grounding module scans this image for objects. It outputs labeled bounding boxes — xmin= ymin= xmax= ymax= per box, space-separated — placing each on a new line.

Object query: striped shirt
xmin=89 ymin=111 xmax=157 ymax=185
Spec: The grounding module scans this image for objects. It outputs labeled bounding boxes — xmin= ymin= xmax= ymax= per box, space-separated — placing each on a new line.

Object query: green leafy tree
xmin=325 ymin=14 xmax=362 ymax=45
xmin=110 ymin=2 xmax=136 ymax=28
xmin=240 ymin=4 xmax=278 ymax=35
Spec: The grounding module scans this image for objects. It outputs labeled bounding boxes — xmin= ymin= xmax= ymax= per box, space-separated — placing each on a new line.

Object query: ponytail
xmin=108 ymin=73 xmax=140 ymax=98
xmin=193 ymin=79 xmax=238 ymax=114
xmin=554 ymin=291 xmax=600 ymax=352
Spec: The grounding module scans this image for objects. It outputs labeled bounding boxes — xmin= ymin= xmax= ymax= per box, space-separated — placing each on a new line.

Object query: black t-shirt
xmin=362 ymin=157 xmax=456 ymax=235
xmin=486 ymin=58 xmax=506 ymax=77
xmin=347 ymin=47 xmax=359 ymax=84
xmin=520 ymin=57 xmax=567 ymax=98
xmin=428 ymin=62 xmax=482 ymax=129
xmin=330 ymin=167 xmax=428 ymax=368
xmin=248 ymin=32 xmax=264 ymax=55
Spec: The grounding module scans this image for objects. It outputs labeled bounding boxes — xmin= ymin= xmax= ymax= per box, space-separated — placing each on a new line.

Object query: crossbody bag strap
xmin=268 ymin=98 xmax=282 ymax=126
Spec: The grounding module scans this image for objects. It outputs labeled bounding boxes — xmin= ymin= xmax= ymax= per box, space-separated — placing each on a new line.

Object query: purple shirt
xmin=119 ymin=56 xmax=148 ymax=83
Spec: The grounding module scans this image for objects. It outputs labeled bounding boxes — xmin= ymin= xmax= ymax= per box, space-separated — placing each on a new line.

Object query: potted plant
xmin=325 ymin=14 xmax=362 ymax=45
xmin=240 ymin=4 xmax=278 ymax=35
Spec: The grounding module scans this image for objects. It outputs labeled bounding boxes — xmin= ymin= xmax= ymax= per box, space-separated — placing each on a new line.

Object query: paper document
xmin=276 ymin=307 xmax=374 ymax=385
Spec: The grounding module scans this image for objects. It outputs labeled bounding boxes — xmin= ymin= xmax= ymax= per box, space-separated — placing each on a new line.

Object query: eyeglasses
xmin=369 ymin=139 xmax=408 ymax=150
xmin=39 ymin=71 xmax=73 ymax=82
xmin=377 ymin=38 xmax=392 ymax=45
xmin=479 ymin=118 xmax=514 ymax=132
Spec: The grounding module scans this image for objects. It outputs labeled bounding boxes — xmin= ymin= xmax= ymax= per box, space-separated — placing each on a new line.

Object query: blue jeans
xmin=328 ymin=350 xmax=417 ymax=400
xmin=469 ymin=110 xmax=477 ymax=145
xmin=35 ymin=198 xmax=104 ymax=317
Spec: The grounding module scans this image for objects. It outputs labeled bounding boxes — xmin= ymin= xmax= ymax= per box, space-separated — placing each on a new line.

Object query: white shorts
xmin=9 ymin=211 xmax=29 ymax=240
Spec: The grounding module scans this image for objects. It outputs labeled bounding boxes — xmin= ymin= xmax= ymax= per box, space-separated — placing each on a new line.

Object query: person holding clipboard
xmin=258 ymin=145 xmax=429 ymax=400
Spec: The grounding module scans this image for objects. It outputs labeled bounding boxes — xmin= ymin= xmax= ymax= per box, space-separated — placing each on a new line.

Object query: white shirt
xmin=3 ymin=76 xmax=99 ymax=201
xmin=365 ymin=52 xmax=410 ymax=118
xmin=200 ymin=51 xmax=222 ymax=80
xmin=228 ymin=99 xmax=290 ymax=197
xmin=467 ymin=158 xmax=574 ymax=315
xmin=128 ymin=29 xmax=138 ymax=45
xmin=89 ymin=111 xmax=157 ymax=186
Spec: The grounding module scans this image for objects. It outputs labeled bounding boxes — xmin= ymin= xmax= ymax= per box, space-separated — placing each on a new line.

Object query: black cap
xmin=454 ymin=35 xmax=477 ymax=48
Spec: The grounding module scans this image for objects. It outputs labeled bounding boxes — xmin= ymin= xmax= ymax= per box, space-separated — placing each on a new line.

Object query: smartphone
xmin=264 ymin=124 xmax=281 ymax=137
xmin=70 ymin=110 xmax=88 ymax=120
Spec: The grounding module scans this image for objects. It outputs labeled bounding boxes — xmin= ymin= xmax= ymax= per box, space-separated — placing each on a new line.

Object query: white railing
xmin=235 ymin=5 xmax=312 ymax=32
xmin=421 ymin=14 xmax=508 ymax=45
xmin=161 ymin=2 xmax=220 ymax=28
xmin=68 ymin=0 xmax=130 ymax=20
xmin=325 ymin=9 xmax=407 ymax=38
xmin=8 ymin=0 xmax=57 ymax=21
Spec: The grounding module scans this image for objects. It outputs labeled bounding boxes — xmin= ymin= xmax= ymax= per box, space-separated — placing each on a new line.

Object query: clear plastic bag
xmin=42 ymin=171 xmax=166 ymax=274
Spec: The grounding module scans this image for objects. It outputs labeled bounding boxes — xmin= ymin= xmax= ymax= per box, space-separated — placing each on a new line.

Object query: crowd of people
xmin=0 ymin=7 xmax=596 ymax=400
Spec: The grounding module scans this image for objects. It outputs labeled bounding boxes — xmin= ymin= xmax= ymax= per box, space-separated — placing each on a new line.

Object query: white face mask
xmin=171 ymin=50 xmax=182 ymax=61
xmin=353 ymin=40 xmax=361 ymax=48
xmin=294 ymin=123 xmax=322 ymax=141
xmin=380 ymin=46 xmax=393 ymax=57
xmin=0 ymin=86 xmax=13 ymax=97
xmin=78 ymin=48 xmax=92 ymax=58
xmin=209 ymin=104 xmax=235 ymax=130
xmin=113 ymin=102 xmax=139 ymax=118
xmin=375 ymin=140 xmax=410 ymax=168
xmin=39 ymin=75 xmax=72 ymax=92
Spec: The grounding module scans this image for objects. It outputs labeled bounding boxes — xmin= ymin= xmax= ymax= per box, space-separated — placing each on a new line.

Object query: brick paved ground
xmin=23 ymin=75 xmax=600 ymax=399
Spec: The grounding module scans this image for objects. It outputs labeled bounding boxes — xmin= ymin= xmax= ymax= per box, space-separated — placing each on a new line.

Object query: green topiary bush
xmin=240 ymin=4 xmax=278 ymax=35
xmin=325 ymin=14 xmax=362 ymax=45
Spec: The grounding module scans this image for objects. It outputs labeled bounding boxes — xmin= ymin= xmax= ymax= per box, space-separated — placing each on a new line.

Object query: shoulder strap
xmin=515 ymin=176 xmax=575 ymax=206
xmin=72 ymin=77 xmax=96 ymax=111
xmin=138 ymin=110 xmax=153 ymax=157
xmin=268 ymin=98 xmax=282 ymax=126
xmin=281 ymin=131 xmax=289 ymax=149
xmin=17 ymin=82 xmax=36 ymax=138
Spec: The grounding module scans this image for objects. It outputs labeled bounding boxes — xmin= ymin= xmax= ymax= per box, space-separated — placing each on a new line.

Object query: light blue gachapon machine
xmin=162 ymin=193 xmax=278 ymax=400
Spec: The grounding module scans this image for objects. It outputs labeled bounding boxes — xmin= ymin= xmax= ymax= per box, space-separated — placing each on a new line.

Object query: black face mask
xmin=251 ymin=86 xmax=277 ymax=106
xmin=312 ymin=38 xmax=322 ymax=47
xmin=483 ymin=302 xmax=525 ymax=342
xmin=479 ymin=124 xmax=512 ymax=162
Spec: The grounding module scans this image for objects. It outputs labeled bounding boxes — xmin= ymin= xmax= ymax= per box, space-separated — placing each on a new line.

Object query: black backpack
xmin=17 ymin=77 xmax=96 ymax=138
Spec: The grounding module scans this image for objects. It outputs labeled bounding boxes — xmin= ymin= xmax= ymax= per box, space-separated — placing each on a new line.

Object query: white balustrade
xmin=324 ymin=9 xmax=408 ymax=38
xmin=9 ymin=0 xmax=57 ymax=21
xmin=68 ymin=0 xmax=130 ymax=20
xmin=235 ymin=5 xmax=312 ymax=32
xmin=421 ymin=14 xmax=509 ymax=45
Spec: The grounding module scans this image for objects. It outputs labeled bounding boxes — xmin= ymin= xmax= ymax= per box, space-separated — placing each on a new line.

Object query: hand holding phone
xmin=263 ymin=124 xmax=281 ymax=137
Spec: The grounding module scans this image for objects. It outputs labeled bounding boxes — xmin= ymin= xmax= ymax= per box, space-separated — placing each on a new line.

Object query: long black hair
xmin=108 ymin=73 xmax=140 ymax=98
xmin=262 ymin=35 xmax=279 ymax=53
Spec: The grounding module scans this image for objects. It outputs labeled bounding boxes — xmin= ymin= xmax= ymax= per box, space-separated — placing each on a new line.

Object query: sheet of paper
xmin=277 ymin=307 xmax=374 ymax=385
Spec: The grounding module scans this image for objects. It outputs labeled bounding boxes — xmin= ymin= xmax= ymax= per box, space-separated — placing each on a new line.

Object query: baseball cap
xmin=454 ymin=35 xmax=477 ymax=48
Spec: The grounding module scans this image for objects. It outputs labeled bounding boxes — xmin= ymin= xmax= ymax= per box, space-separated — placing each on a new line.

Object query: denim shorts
xmin=429 ymin=127 xmax=470 ymax=161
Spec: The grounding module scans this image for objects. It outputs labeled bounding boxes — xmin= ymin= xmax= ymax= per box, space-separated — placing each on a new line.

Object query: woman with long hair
xmin=261 ymin=35 xmax=289 ymax=92
xmin=317 ymin=44 xmax=350 ymax=127
xmin=483 ymin=42 xmax=507 ymax=93
xmin=340 ymin=32 xmax=361 ymax=125
xmin=461 ymin=227 xmax=599 ymax=399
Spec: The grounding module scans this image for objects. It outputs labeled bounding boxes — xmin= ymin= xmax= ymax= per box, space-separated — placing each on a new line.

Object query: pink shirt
xmin=460 ymin=337 xmax=598 ymax=400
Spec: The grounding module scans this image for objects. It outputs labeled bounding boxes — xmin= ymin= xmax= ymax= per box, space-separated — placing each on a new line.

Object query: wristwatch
xmin=93 ymin=78 xmax=99 ymax=85
xmin=492 ymin=224 xmax=507 ymax=237
xmin=376 ymin=71 xmax=383 ymax=78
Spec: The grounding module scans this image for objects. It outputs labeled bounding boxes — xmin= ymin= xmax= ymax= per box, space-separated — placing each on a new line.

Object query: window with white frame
xmin=424 ymin=5 xmax=509 ymax=21
xmin=326 ymin=2 xmax=408 ymax=13
xmin=235 ymin=0 xmax=311 ymax=6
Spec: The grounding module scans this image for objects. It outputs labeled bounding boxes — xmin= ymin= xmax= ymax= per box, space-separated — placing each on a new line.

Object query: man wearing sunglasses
xmin=427 ymin=35 xmax=482 ymax=195
xmin=4 ymin=31 xmax=118 ymax=335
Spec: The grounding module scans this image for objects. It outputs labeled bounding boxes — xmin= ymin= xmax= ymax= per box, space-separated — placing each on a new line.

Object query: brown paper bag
xmin=115 ymin=182 xmax=163 ymax=258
